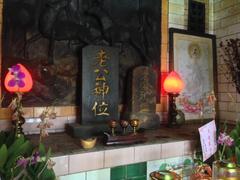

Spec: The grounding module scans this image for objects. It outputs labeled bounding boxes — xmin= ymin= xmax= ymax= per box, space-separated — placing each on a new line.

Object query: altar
xmin=1 ymin=0 xmax=240 ymax=179
xmin=28 ymin=124 xmax=198 ymax=179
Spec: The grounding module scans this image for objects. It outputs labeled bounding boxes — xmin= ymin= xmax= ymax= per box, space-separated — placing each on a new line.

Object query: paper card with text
xmin=198 ymin=120 xmax=217 ymax=162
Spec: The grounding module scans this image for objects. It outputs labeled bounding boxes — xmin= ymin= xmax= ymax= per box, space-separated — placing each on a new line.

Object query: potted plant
xmin=0 ymin=104 xmax=57 ymax=180
xmin=0 ymin=131 xmax=56 ymax=180
xmin=0 ymin=64 xmax=56 ymax=179
xmin=212 ymin=123 xmax=240 ymax=179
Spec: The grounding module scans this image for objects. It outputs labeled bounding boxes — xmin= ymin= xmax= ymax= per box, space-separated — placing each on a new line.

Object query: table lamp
xmin=4 ymin=64 xmax=33 ymax=137
xmin=163 ymin=71 xmax=184 ymax=126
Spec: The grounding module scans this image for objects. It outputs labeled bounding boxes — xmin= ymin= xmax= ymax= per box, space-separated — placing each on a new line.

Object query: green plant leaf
xmin=0 ymin=145 xmax=8 ymax=168
xmin=8 ymin=136 xmax=25 ymax=157
xmin=46 ymin=148 xmax=52 ymax=160
xmin=235 ymin=139 xmax=240 ymax=147
xmin=0 ymin=132 xmax=6 ymax=147
xmin=236 ymin=122 xmax=240 ymax=134
xmin=230 ymin=129 xmax=238 ymax=141
xmin=39 ymin=143 xmax=46 ymax=157
xmin=12 ymin=165 xmax=24 ymax=179
xmin=38 ymin=168 xmax=56 ymax=180
xmin=225 ymin=147 xmax=233 ymax=160
xmin=34 ymin=161 xmax=46 ymax=176
xmin=5 ymin=131 xmax=15 ymax=148
xmin=236 ymin=146 xmax=240 ymax=165
xmin=5 ymin=140 xmax=33 ymax=169
xmin=0 ymin=167 xmax=5 ymax=173
xmin=26 ymin=165 xmax=36 ymax=179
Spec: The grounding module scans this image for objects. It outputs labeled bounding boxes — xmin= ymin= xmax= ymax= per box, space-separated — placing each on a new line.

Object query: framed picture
xmin=169 ymin=28 xmax=217 ymax=121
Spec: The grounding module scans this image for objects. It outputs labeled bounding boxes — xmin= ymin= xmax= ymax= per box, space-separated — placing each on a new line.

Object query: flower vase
xmin=212 ymin=161 xmax=240 ymax=179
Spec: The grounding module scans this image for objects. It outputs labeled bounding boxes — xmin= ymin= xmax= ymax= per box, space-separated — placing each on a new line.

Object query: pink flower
xmin=217 ymin=132 xmax=234 ymax=147
xmin=225 ymin=137 xmax=234 ymax=146
xmin=17 ymin=158 xmax=29 ymax=168
xmin=217 ymin=132 xmax=226 ymax=145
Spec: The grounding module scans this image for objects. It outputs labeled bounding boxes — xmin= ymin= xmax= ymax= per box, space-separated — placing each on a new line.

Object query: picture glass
xmin=173 ymin=33 xmax=215 ymax=120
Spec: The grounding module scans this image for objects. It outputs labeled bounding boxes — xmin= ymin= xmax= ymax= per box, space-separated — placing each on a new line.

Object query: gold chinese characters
xmin=92 ymin=49 xmax=111 ymax=117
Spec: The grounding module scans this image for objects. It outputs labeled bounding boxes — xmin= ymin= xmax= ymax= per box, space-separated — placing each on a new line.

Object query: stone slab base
xmin=66 ymin=123 xmax=109 ymax=138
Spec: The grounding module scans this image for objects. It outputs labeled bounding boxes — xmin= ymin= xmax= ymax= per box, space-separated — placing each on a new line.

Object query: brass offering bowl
xmin=130 ymin=119 xmax=140 ymax=134
xmin=80 ymin=137 xmax=97 ymax=149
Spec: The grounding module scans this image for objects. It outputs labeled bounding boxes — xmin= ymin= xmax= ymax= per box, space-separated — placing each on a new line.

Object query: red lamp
xmin=4 ymin=63 xmax=33 ymax=137
xmin=163 ymin=71 xmax=184 ymax=126
xmin=4 ymin=64 xmax=33 ymax=93
xmin=163 ymin=71 xmax=184 ymax=94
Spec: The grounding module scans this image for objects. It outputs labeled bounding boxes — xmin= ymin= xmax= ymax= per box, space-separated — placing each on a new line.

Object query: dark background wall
xmin=2 ymin=0 xmax=161 ymax=107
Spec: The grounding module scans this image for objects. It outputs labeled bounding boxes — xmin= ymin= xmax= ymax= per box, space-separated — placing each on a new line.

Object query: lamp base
xmin=167 ymin=93 xmax=179 ymax=127
xmin=13 ymin=116 xmax=25 ymax=138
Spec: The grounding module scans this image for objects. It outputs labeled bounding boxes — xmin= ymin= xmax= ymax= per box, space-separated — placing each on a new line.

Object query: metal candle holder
xmin=108 ymin=120 xmax=117 ymax=136
xmin=130 ymin=119 xmax=140 ymax=134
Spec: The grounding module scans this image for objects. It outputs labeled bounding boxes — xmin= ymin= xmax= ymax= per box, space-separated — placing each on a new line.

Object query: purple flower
xmin=217 ymin=132 xmax=226 ymax=145
xmin=31 ymin=151 xmax=40 ymax=165
xmin=17 ymin=158 xmax=29 ymax=168
xmin=225 ymin=137 xmax=234 ymax=146
xmin=8 ymin=64 xmax=26 ymax=88
xmin=217 ymin=132 xmax=234 ymax=147
xmin=11 ymin=65 xmax=20 ymax=72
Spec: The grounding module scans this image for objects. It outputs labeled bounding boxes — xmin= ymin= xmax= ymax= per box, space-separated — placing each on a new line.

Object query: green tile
xmin=127 ymin=162 xmax=146 ymax=178
xmin=111 ymin=165 xmax=126 ymax=180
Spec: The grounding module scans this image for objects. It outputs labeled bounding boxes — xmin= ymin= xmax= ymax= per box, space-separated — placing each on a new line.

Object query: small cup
xmin=109 ymin=120 xmax=117 ymax=136
xmin=120 ymin=120 xmax=129 ymax=134
xmin=130 ymin=119 xmax=140 ymax=134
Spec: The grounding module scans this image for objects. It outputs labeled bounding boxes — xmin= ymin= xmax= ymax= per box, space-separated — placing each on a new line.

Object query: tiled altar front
xmin=27 ymin=124 xmax=198 ymax=179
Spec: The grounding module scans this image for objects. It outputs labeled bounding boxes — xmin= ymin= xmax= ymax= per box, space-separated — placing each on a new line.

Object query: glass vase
xmin=212 ymin=161 xmax=240 ymax=179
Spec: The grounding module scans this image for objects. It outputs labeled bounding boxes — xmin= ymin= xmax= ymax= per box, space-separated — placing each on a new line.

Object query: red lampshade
xmin=163 ymin=71 xmax=184 ymax=94
xmin=4 ymin=64 xmax=33 ymax=93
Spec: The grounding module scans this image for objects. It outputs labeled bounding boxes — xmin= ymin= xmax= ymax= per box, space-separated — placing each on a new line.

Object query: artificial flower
xmin=8 ymin=64 xmax=26 ymax=88
xmin=37 ymin=107 xmax=55 ymax=142
xmin=17 ymin=158 xmax=29 ymax=168
xmin=31 ymin=151 xmax=40 ymax=165
xmin=217 ymin=132 xmax=234 ymax=147
xmin=47 ymin=159 xmax=55 ymax=169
